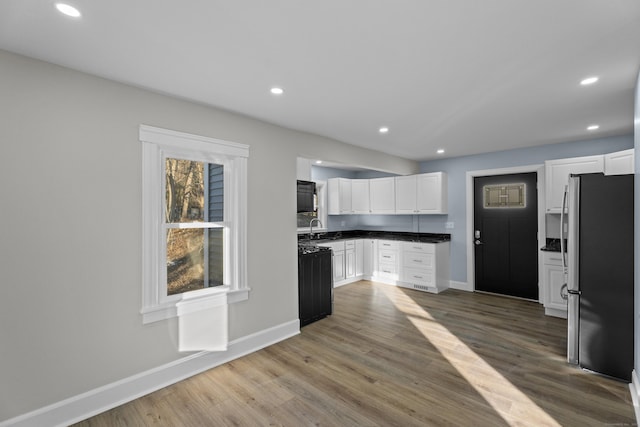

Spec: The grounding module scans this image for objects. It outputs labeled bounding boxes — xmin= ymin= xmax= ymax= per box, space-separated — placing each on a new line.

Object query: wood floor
xmin=75 ymin=281 xmax=636 ymax=426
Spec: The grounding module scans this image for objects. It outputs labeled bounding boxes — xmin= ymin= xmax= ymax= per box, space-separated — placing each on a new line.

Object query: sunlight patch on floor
xmin=381 ymin=286 xmax=561 ymax=426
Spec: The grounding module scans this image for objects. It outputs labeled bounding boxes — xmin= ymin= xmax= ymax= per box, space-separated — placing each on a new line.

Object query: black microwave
xmin=297 ymin=180 xmax=316 ymax=213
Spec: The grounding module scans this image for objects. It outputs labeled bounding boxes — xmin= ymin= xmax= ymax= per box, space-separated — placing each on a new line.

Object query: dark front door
xmin=473 ymin=173 xmax=538 ymax=300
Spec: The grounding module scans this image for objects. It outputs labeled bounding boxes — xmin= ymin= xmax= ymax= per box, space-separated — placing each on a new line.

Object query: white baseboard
xmin=450 ymin=280 xmax=472 ymax=292
xmin=0 ymin=319 xmax=300 ymax=427
xmin=630 ymin=369 xmax=640 ymax=424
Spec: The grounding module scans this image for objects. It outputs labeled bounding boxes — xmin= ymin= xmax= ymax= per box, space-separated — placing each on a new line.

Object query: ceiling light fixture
xmin=315 ymin=160 xmax=323 ymax=165
xmin=55 ymin=3 xmax=81 ymax=18
xmin=379 ymin=127 xmax=389 ymax=134
xmin=270 ymin=87 xmax=284 ymax=95
xmin=580 ymin=76 xmax=599 ymax=86
xmin=587 ymin=124 xmax=600 ymax=131
xmin=437 ymin=149 xmax=445 ymax=154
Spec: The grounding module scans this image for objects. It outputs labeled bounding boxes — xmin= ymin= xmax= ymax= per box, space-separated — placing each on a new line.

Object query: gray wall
xmin=0 ymin=50 xmax=417 ymax=421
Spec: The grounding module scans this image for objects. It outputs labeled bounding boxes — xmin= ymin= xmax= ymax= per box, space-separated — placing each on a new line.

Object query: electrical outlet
xmin=445 ymin=222 xmax=454 ymax=229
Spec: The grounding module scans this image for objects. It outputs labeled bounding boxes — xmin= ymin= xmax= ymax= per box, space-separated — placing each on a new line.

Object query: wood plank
xmin=74 ymin=281 xmax=636 ymax=426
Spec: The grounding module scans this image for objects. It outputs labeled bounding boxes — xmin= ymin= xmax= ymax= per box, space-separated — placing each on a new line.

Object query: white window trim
xmin=140 ymin=125 xmax=250 ymax=324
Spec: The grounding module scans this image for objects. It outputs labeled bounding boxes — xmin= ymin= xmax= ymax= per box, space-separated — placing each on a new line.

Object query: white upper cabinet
xmin=369 ymin=177 xmax=396 ymax=214
xmin=395 ymin=172 xmax=448 ymax=214
xmin=604 ymin=149 xmax=634 ymax=175
xmin=328 ymin=178 xmax=352 ymax=215
xmin=327 ymin=172 xmax=448 ymax=215
xmin=351 ymin=179 xmax=371 ymax=214
xmin=545 ymin=155 xmax=604 ymax=213
xmin=395 ymin=175 xmax=418 ymax=214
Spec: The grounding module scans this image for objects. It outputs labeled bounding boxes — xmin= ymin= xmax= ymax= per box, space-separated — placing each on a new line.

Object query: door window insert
xmin=483 ymin=183 xmax=526 ymax=208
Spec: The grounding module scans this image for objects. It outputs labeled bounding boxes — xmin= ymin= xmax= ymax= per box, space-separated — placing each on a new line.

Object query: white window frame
xmin=140 ymin=125 xmax=249 ymax=324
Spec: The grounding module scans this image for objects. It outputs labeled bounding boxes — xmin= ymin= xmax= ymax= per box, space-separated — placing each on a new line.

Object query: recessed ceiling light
xmin=379 ymin=127 xmax=389 ymax=134
xmin=580 ymin=76 xmax=599 ymax=86
xmin=55 ymin=3 xmax=81 ymax=18
xmin=437 ymin=149 xmax=445 ymax=154
xmin=315 ymin=160 xmax=323 ymax=165
xmin=587 ymin=124 xmax=600 ymax=131
xmin=270 ymin=87 xmax=284 ymax=95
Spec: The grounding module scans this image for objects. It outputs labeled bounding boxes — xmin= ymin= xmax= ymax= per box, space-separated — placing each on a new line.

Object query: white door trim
xmin=465 ymin=164 xmax=546 ymax=302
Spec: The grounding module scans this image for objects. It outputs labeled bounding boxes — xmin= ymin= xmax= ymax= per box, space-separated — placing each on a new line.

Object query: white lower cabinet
xmin=377 ymin=240 xmax=400 ymax=281
xmin=320 ymin=238 xmax=450 ymax=292
xmin=399 ymin=241 xmax=450 ymax=293
xmin=333 ymin=250 xmax=345 ymax=283
xmin=345 ymin=240 xmax=356 ymax=279
xmin=542 ymin=252 xmax=567 ymax=318
xmin=318 ymin=239 xmax=363 ymax=287
xmin=363 ymin=239 xmax=377 ymax=278
xmin=355 ymin=239 xmax=364 ymax=276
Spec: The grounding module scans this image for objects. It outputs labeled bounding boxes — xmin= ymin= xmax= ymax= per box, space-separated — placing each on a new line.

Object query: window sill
xmin=141 ymin=286 xmax=250 ymax=324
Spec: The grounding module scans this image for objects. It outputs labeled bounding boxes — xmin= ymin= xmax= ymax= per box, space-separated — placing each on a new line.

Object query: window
xmin=483 ymin=183 xmax=526 ymax=208
xmin=140 ymin=125 xmax=249 ymax=324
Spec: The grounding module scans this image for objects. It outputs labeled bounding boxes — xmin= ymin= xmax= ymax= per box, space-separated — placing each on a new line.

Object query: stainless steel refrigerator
xmin=562 ymin=172 xmax=634 ymax=382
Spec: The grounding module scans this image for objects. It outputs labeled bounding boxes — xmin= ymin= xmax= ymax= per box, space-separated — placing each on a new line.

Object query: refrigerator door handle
xmin=560 ymin=185 xmax=568 ymax=271
xmin=565 ymin=175 xmax=580 ymax=366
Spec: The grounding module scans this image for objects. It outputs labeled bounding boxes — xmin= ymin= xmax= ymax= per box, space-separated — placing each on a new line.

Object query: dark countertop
xmin=298 ymin=230 xmax=451 ymax=244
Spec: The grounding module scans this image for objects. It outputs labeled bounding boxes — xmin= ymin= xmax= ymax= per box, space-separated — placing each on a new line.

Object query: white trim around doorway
xmin=465 ymin=164 xmax=546 ymax=303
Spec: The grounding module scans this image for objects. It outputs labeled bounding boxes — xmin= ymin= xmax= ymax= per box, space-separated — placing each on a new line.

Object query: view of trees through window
xmin=165 ymin=158 xmax=224 ymax=295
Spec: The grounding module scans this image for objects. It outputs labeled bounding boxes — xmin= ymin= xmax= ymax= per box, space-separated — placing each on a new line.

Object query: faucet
xmin=309 ymin=218 xmax=323 ymax=240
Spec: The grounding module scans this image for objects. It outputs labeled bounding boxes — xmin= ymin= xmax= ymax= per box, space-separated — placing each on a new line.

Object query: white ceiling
xmin=1 ymin=1 xmax=639 ymax=161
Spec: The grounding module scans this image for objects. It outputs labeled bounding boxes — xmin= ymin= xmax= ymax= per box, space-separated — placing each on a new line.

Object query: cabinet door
xmin=395 ymin=175 xmax=417 ymax=214
xmin=369 ymin=177 xmax=396 ymax=214
xmin=328 ymin=178 xmax=352 ymax=215
xmin=417 ymin=172 xmax=447 ymax=214
xmin=355 ymin=239 xmax=364 ymax=276
xmin=351 ymin=180 xmax=370 ymax=214
xmin=604 ymin=149 xmax=634 ymax=176
xmin=544 ymin=263 xmax=567 ymax=311
xmin=363 ymin=239 xmax=376 ymax=277
xmin=333 ymin=250 xmax=346 ymax=283
xmin=345 ymin=249 xmax=356 ymax=278
xmin=339 ymin=179 xmax=352 ymax=214
xmin=545 ymin=155 xmax=604 ymax=212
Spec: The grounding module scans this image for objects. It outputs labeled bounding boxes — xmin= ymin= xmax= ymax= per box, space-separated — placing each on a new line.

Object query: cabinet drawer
xmin=378 ymin=262 xmax=397 ymax=274
xmin=378 ymin=240 xmax=399 ymax=251
xmin=379 ymin=249 xmax=398 ymax=264
xmin=345 ymin=240 xmax=356 ymax=249
xmin=543 ymin=252 xmax=563 ymax=266
xmin=403 ymin=267 xmax=434 ymax=286
xmin=378 ymin=262 xmax=398 ymax=280
xmin=402 ymin=242 xmax=435 ymax=254
xmin=403 ymin=252 xmax=434 ymax=269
